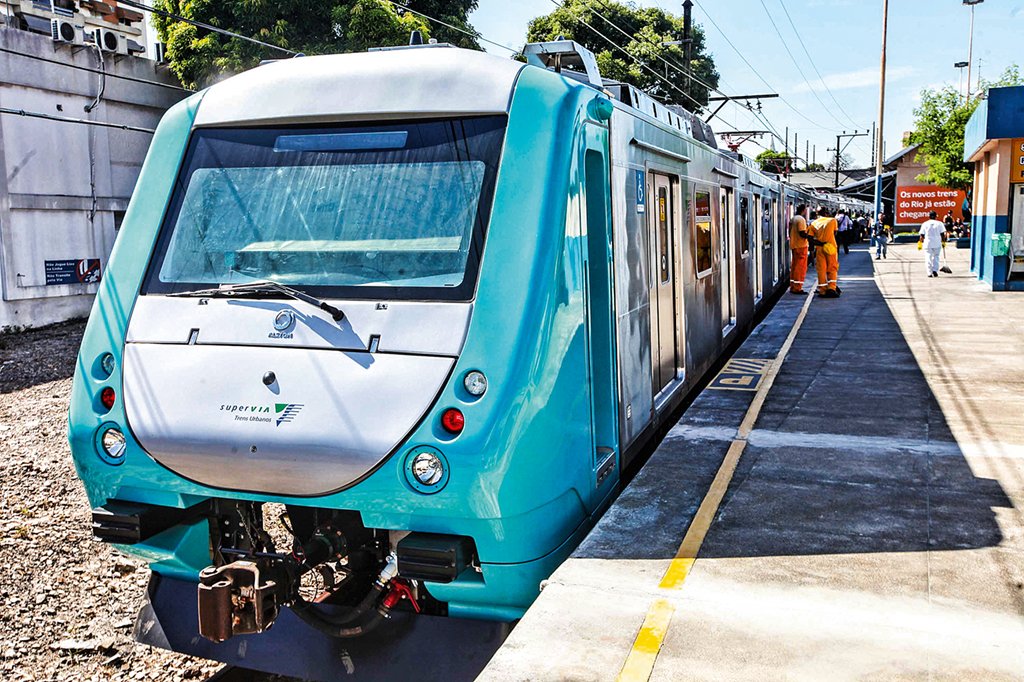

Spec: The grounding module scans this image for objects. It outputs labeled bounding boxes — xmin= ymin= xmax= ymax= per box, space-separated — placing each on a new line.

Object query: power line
xmin=0 ymin=106 xmax=155 ymax=133
xmin=775 ymin=0 xmax=865 ymax=130
xmin=688 ymin=0 xmax=833 ymax=132
xmin=585 ymin=0 xmax=730 ymax=103
xmin=386 ymin=1 xmax=520 ymax=54
xmin=548 ymin=0 xmax=715 ymax=117
xmin=0 ymin=45 xmax=193 ymax=93
xmin=117 ymin=0 xmax=299 ymax=56
xmin=753 ymin=0 xmax=845 ymax=129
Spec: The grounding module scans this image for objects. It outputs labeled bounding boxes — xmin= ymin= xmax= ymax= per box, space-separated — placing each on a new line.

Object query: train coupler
xmin=197 ymin=559 xmax=295 ymax=642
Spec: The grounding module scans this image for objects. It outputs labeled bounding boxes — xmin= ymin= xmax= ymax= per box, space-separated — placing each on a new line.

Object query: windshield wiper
xmin=167 ymin=280 xmax=345 ymax=321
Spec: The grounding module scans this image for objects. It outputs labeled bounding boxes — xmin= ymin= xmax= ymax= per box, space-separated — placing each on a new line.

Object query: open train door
xmin=719 ymin=186 xmax=737 ymax=332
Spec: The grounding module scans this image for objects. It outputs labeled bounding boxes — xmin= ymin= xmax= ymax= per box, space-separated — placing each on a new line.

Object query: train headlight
xmin=96 ymin=426 xmax=127 ymax=464
xmin=412 ymin=452 xmax=444 ymax=485
xmin=404 ymin=446 xmax=449 ymax=494
xmin=463 ymin=370 xmax=487 ymax=397
xmin=99 ymin=353 xmax=116 ymax=377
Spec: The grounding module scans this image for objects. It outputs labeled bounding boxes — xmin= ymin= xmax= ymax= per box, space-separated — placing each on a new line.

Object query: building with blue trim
xmin=964 ymin=86 xmax=1024 ymax=291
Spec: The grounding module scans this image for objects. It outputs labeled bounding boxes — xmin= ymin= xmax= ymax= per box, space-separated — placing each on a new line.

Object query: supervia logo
xmin=275 ymin=403 xmax=303 ymax=427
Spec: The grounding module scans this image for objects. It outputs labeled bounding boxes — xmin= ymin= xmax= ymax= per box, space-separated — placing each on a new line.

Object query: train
xmin=67 ymin=38 xmax=869 ymax=674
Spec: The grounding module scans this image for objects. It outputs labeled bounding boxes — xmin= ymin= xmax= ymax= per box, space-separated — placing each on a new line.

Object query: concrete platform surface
xmin=481 ymin=244 xmax=1024 ymax=681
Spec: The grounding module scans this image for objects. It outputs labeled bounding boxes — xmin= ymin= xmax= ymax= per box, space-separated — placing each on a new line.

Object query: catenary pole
xmin=873 ymin=0 xmax=889 ymax=221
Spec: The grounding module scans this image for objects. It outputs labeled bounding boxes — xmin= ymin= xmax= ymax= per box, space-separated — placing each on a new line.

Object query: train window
xmin=739 ymin=196 xmax=750 ymax=256
xmin=658 ymin=187 xmax=670 ymax=283
xmin=141 ymin=116 xmax=507 ymax=301
xmin=694 ymin=190 xmax=713 ymax=277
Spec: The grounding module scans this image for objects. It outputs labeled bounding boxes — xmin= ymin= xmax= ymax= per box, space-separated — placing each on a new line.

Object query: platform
xmin=482 ymin=243 xmax=1024 ymax=680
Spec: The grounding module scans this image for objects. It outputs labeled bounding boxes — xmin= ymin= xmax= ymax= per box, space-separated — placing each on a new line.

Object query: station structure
xmin=0 ymin=1 xmax=185 ymax=330
xmin=964 ymin=85 xmax=1024 ymax=291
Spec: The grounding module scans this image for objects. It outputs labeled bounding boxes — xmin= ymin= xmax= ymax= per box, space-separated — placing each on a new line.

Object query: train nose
xmin=122 ymin=343 xmax=455 ymax=496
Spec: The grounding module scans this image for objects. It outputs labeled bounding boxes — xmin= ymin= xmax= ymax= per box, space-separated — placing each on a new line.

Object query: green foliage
xmin=909 ymin=64 xmax=1023 ymax=190
xmin=154 ymin=1 xmax=480 ymax=89
xmin=526 ymin=0 xmax=720 ymax=111
xmin=755 ymin=149 xmax=789 ymax=173
xmin=804 ymin=162 xmax=825 ymax=172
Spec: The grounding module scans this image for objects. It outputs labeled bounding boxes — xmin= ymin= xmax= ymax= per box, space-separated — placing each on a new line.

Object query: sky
xmin=467 ymin=0 xmax=1023 ymax=168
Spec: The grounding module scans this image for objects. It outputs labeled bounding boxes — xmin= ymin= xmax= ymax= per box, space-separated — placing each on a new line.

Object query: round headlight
xmin=463 ymin=370 xmax=487 ymax=397
xmin=411 ymin=451 xmax=444 ymax=486
xmin=100 ymin=353 xmax=116 ymax=377
xmin=101 ymin=428 xmax=126 ymax=460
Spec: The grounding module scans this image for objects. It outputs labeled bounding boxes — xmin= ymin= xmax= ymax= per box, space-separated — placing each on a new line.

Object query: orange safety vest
xmin=789 ymin=215 xmax=809 ymax=250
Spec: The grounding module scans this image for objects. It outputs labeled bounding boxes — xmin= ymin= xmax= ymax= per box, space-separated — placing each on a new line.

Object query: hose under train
xmin=289 ymin=582 xmax=386 ymax=638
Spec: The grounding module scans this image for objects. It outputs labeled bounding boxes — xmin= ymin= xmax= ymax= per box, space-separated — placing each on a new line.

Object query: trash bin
xmin=991 ymin=233 xmax=1011 ymax=257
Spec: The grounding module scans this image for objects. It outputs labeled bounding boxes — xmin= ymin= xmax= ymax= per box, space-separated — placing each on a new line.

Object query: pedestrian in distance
xmin=918 ymin=210 xmax=947 ymax=277
xmin=835 ymin=209 xmax=853 ymax=254
xmin=944 ymin=210 xmax=955 ymax=235
xmin=810 ymin=207 xmax=841 ymax=297
xmin=872 ymin=213 xmax=892 ymax=260
xmin=789 ymin=204 xmax=811 ymax=295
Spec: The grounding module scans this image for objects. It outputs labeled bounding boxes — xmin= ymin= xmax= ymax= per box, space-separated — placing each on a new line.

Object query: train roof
xmin=194 ymin=46 xmax=525 ymax=127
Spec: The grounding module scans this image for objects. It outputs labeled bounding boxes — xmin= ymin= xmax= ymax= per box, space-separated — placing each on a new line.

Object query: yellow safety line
xmin=616 ymin=292 xmax=815 ymax=682
xmin=617 ymin=599 xmax=676 ymax=681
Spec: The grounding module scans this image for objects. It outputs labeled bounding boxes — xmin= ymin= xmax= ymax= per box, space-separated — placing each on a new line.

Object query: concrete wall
xmin=0 ymin=27 xmax=187 ymax=330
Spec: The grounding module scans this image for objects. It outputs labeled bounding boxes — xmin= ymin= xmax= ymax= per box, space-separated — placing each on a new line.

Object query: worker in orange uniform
xmin=810 ymin=207 xmax=841 ymax=298
xmin=788 ymin=204 xmax=811 ymax=295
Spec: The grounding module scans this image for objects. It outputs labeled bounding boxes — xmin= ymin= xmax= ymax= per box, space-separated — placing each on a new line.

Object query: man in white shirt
xmin=918 ymin=211 xmax=947 ymax=277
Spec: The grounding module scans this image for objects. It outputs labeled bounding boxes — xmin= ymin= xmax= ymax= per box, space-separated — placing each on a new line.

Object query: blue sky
xmin=468 ymin=0 xmax=1023 ymax=168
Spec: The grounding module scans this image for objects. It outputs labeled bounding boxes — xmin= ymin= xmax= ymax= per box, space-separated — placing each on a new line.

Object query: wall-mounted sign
xmin=895 ymin=186 xmax=967 ymax=225
xmin=1011 ymin=138 xmax=1024 ymax=184
xmin=635 ymin=169 xmax=646 ymax=213
xmin=45 ymin=259 xmax=101 ymax=285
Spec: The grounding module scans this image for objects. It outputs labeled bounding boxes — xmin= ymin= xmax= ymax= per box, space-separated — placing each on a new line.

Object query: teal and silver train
xmin=68 ymin=39 xmax=863 ymax=675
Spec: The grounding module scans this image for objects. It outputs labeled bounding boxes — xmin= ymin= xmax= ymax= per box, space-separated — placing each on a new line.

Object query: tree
xmin=804 ymin=162 xmax=825 ymax=172
xmin=153 ymin=0 xmax=480 ymax=89
xmin=826 ymin=153 xmax=854 ymax=172
xmin=909 ymin=64 xmax=1022 ymax=190
xmin=755 ymin=149 xmax=790 ymax=174
xmin=526 ymin=0 xmax=720 ymax=111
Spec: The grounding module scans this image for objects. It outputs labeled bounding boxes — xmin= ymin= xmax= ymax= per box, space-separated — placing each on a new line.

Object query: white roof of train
xmin=194 ymin=47 xmax=525 ymax=127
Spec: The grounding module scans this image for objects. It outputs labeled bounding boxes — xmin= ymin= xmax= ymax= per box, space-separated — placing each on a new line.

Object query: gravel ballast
xmin=0 ymin=321 xmax=224 ymax=681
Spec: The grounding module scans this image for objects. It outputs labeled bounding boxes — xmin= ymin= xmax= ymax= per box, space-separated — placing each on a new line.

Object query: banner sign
xmin=895 ymin=186 xmax=966 ymax=225
xmin=45 ymin=259 xmax=101 ymax=285
xmin=1012 ymin=139 xmax=1024 ymax=184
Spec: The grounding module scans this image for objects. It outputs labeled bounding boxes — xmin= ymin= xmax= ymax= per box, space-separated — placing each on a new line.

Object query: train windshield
xmin=143 ymin=116 xmax=506 ymax=300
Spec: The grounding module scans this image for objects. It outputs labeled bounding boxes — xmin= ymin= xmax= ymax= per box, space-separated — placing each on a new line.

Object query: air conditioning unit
xmin=92 ymin=28 xmax=128 ymax=55
xmin=51 ymin=18 xmax=82 ymax=45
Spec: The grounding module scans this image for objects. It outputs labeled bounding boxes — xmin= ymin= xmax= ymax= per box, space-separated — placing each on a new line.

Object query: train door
xmin=771 ymin=197 xmax=780 ymax=285
xmin=580 ymin=127 xmax=618 ymax=501
xmin=753 ymin=194 xmax=764 ymax=302
xmin=719 ymin=187 xmax=736 ymax=331
xmin=649 ymin=172 xmax=677 ymax=394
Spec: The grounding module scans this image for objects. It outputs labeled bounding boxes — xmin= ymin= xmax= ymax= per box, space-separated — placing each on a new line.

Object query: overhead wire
xmin=0 ymin=106 xmax=155 ymax=133
xmin=688 ymin=0 xmax=833 ymax=132
xmin=385 ymin=0 xmax=521 ymax=54
xmin=0 ymin=45 xmax=194 ymax=93
xmin=775 ymin=0 xmax=865 ymax=130
xmin=117 ymin=0 xmax=299 ymax=55
xmin=547 ymin=0 xmax=724 ymax=122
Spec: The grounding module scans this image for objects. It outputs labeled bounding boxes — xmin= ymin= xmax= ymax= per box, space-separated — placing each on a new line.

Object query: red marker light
xmin=100 ymin=387 xmax=116 ymax=410
xmin=441 ymin=408 xmax=464 ymax=434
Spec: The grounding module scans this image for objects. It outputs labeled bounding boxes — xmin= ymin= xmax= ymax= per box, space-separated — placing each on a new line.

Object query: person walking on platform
xmin=918 ymin=210 xmax=947 ymax=277
xmin=835 ymin=209 xmax=854 ymax=254
xmin=789 ymin=204 xmax=811 ymax=295
xmin=872 ymin=213 xmax=891 ymax=260
xmin=810 ymin=207 xmax=840 ymax=297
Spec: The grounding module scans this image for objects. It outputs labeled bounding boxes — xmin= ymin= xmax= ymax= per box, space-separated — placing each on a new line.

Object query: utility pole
xmin=873 ymin=0 xmax=889 ymax=220
xmin=682 ymin=0 xmax=693 ymax=103
xmin=830 ymin=130 xmax=869 ymax=189
xmin=964 ymin=0 xmax=984 ymax=97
